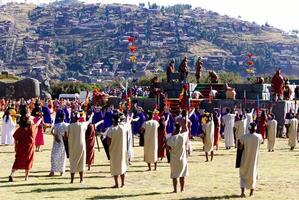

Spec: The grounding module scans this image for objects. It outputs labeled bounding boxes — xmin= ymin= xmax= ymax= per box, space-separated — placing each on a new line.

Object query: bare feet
xmin=172 ymin=190 xmax=177 ymax=193
xmin=240 ymin=193 xmax=246 ymax=198
xmin=49 ymin=172 xmax=54 ymax=177
xmin=120 ymin=184 xmax=125 ymax=188
xmin=111 ymin=185 xmax=119 ymax=189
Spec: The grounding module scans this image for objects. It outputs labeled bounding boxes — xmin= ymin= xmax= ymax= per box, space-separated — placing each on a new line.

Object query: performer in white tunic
xmin=167 ymin=123 xmax=188 ymax=193
xmin=67 ymin=112 xmax=93 ymax=183
xmin=141 ymin=113 xmax=160 ymax=171
xmin=266 ymin=114 xmax=277 ymax=152
xmin=203 ymin=114 xmax=214 ymax=162
xmin=239 ymin=123 xmax=263 ymax=197
xmin=234 ymin=114 xmax=246 ymax=148
xmin=49 ymin=113 xmax=68 ymax=176
xmin=245 ymin=108 xmax=254 ymax=134
xmin=122 ymin=111 xmax=139 ymax=165
xmin=107 ymin=113 xmax=128 ymax=188
xmin=222 ymin=108 xmax=236 ymax=149
xmin=1 ymin=110 xmax=16 ymax=145
xmin=288 ymin=114 xmax=298 ymax=150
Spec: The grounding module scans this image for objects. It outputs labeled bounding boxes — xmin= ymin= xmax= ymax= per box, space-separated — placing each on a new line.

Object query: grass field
xmin=0 ymin=124 xmax=299 ymax=200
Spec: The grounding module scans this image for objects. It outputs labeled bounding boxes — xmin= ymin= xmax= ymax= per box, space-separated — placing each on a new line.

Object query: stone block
xmin=15 ymin=78 xmax=40 ymax=99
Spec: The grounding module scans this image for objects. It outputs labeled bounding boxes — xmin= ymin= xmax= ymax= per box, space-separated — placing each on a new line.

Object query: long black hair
xmin=2 ymin=109 xmax=10 ymax=123
xmin=17 ymin=105 xmax=30 ymax=128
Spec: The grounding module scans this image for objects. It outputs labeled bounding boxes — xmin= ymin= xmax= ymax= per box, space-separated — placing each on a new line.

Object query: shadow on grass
xmin=1 ymin=182 xmax=65 ymax=188
xmin=18 ymin=186 xmax=111 ymax=193
xmin=130 ymin=164 xmax=169 ymax=168
xmin=30 ymin=170 xmax=51 ymax=174
xmin=127 ymin=170 xmax=147 ymax=173
xmin=91 ymin=164 xmax=110 ymax=167
xmin=0 ymin=151 xmax=14 ymax=154
xmin=88 ymin=192 xmax=169 ymax=200
xmin=180 ymin=194 xmax=241 ymax=199
xmin=58 ymin=175 xmax=109 ymax=180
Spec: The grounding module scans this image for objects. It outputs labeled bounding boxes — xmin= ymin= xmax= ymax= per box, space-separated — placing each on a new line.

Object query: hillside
xmin=0 ymin=2 xmax=299 ymax=82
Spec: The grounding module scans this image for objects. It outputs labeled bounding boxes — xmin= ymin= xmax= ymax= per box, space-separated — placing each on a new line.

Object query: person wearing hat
xmin=166 ymin=59 xmax=175 ymax=83
xmin=238 ymin=122 xmax=263 ymax=197
xmin=107 ymin=112 xmax=128 ymax=188
xmin=195 ymin=56 xmax=203 ymax=83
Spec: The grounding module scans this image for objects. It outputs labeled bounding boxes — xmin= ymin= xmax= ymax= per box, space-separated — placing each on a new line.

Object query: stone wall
xmin=0 ymin=78 xmax=40 ymax=99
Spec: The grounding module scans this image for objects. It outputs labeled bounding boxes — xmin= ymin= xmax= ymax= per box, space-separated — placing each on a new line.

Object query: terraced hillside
xmin=0 ymin=2 xmax=299 ymax=81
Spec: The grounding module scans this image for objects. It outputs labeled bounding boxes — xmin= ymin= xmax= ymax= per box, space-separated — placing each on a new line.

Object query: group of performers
xmin=0 ymin=67 xmax=298 ymax=196
xmin=1 ymin=92 xmax=298 ymax=196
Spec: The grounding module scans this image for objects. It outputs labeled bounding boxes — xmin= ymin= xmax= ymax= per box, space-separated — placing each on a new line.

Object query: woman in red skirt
xmin=258 ymin=110 xmax=267 ymax=141
xmin=157 ymin=115 xmax=169 ymax=160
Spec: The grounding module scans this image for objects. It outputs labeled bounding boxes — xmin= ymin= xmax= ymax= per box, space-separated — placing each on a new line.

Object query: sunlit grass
xmin=0 ymin=122 xmax=298 ymax=200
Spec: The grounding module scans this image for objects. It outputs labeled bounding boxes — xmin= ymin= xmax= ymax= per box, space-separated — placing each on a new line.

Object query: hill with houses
xmin=1 ymin=2 xmax=299 ymax=82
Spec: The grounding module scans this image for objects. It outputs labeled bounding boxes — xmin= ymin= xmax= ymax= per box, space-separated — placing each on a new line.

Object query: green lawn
xmin=0 ymin=128 xmax=298 ymax=200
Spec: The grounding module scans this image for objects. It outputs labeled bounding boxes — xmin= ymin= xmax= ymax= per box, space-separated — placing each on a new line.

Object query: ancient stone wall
xmin=0 ymin=78 xmax=40 ymax=99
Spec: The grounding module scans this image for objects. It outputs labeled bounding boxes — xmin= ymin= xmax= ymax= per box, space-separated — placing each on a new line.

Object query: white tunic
xmin=234 ymin=119 xmax=246 ymax=142
xmin=266 ymin=119 xmax=277 ymax=150
xmin=107 ymin=124 xmax=127 ymax=176
xmin=239 ymin=133 xmax=263 ymax=189
xmin=167 ymin=131 xmax=189 ymax=179
xmin=288 ymin=118 xmax=298 ymax=148
xmin=1 ymin=116 xmax=16 ymax=145
xmin=67 ymin=122 xmax=89 ymax=173
xmin=203 ymin=121 xmax=214 ymax=153
xmin=222 ymin=114 xmax=236 ymax=147
xmin=245 ymin=112 xmax=253 ymax=134
xmin=122 ymin=121 xmax=134 ymax=160
xmin=142 ymin=120 xmax=159 ymax=163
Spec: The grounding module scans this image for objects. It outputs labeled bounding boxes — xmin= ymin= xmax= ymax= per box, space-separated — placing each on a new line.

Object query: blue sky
xmin=2 ymin=0 xmax=299 ymax=31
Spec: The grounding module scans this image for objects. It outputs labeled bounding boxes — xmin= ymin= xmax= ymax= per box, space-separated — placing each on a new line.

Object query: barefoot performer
xmin=67 ymin=111 xmax=93 ymax=183
xmin=167 ymin=123 xmax=188 ymax=193
xmin=107 ymin=113 xmax=128 ymax=188
xmin=9 ymin=105 xmax=42 ymax=182
xmin=141 ymin=111 xmax=160 ymax=171
xmin=49 ymin=112 xmax=68 ymax=176
xmin=203 ymin=113 xmax=214 ymax=162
